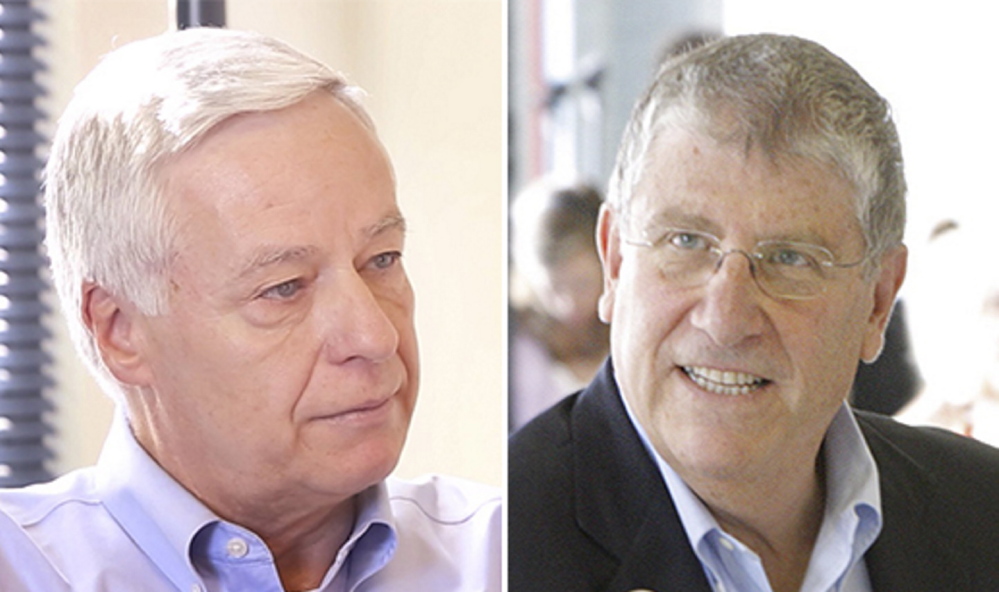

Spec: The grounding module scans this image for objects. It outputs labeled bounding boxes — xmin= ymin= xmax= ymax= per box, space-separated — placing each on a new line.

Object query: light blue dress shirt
xmin=623 ymin=398 xmax=883 ymax=592
xmin=0 ymin=413 xmax=501 ymax=591
xmin=0 ymin=510 xmax=69 ymax=591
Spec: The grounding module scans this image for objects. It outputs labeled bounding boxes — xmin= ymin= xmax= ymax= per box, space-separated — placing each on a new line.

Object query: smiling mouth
xmin=682 ymin=366 xmax=768 ymax=396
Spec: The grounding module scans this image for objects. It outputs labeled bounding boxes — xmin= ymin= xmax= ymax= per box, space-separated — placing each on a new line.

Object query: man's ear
xmin=81 ymin=283 xmax=153 ymax=386
xmin=596 ymin=204 xmax=622 ymax=324
xmin=860 ymin=245 xmax=908 ymax=363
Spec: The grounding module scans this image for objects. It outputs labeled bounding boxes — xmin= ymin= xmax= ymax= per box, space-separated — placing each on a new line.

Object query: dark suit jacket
xmin=509 ymin=360 xmax=999 ymax=591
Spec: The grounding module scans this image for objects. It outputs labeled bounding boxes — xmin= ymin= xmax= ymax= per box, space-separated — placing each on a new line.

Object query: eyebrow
xmin=645 ymin=208 xmax=722 ymax=236
xmin=368 ymin=213 xmax=407 ymax=237
xmin=235 ymin=213 xmax=407 ymax=279
xmin=236 ymin=246 xmax=318 ymax=280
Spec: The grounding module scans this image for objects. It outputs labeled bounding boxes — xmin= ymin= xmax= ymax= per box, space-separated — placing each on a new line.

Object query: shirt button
xmin=719 ymin=537 xmax=735 ymax=551
xmin=226 ymin=537 xmax=249 ymax=558
xmin=191 ymin=585 xmax=204 ymax=592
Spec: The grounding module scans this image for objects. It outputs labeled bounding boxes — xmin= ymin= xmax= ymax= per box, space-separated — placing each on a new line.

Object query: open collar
xmin=570 ymin=360 xmax=713 ymax=592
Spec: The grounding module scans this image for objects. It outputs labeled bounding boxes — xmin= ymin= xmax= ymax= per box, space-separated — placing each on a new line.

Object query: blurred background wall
xmin=39 ymin=0 xmax=504 ymax=487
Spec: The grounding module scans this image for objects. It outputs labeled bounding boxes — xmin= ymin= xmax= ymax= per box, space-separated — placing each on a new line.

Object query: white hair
xmin=44 ymin=27 xmax=372 ymax=403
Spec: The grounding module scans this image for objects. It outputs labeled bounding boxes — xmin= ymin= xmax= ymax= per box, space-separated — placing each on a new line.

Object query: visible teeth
xmin=683 ymin=366 xmax=765 ymax=396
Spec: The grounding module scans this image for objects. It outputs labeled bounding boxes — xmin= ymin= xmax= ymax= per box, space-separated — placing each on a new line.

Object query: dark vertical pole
xmin=177 ymin=0 xmax=226 ymax=29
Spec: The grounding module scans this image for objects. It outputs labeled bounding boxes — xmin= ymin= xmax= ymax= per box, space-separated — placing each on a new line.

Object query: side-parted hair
xmin=45 ymin=27 xmax=372 ymax=403
xmin=608 ymin=33 xmax=905 ymax=264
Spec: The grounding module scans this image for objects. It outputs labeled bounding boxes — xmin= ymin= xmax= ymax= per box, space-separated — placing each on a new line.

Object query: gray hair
xmin=608 ymin=33 xmax=905 ymax=263
xmin=44 ymin=27 xmax=372 ymax=403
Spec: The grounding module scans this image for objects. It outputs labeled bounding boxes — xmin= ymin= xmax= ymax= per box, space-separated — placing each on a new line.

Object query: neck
xmin=235 ymin=496 xmax=356 ymax=591
xmin=126 ymin=403 xmax=358 ymax=590
xmin=687 ymin=450 xmax=826 ymax=592
xmin=262 ymin=498 xmax=355 ymax=590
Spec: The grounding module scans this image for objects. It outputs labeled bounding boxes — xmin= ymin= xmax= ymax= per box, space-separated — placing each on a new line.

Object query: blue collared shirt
xmin=0 ymin=413 xmax=501 ymax=591
xmin=0 ymin=510 xmax=70 ymax=592
xmin=623 ymin=398 xmax=882 ymax=592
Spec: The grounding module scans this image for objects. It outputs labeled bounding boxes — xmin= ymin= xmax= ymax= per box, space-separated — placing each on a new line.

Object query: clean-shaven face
xmin=599 ymin=128 xmax=899 ymax=484
xmin=130 ymin=91 xmax=419 ymax=507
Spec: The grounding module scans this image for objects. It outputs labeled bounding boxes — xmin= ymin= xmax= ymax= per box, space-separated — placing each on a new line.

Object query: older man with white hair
xmin=0 ymin=28 xmax=500 ymax=592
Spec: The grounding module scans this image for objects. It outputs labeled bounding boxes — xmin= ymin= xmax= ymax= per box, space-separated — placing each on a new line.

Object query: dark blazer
xmin=509 ymin=360 xmax=999 ymax=592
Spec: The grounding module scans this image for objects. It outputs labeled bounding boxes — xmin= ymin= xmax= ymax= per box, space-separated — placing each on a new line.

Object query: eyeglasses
xmin=624 ymin=227 xmax=866 ymax=300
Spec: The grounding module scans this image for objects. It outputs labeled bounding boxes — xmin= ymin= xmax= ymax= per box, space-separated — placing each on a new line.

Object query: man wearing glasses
xmin=510 ymin=34 xmax=999 ymax=592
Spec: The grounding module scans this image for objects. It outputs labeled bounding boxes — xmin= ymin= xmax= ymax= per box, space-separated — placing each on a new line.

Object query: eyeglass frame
xmin=621 ymin=226 xmax=868 ymax=301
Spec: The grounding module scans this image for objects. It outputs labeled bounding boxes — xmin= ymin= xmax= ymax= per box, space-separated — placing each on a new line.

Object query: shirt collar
xmin=621 ymin=394 xmax=882 ymax=584
xmin=337 ymin=482 xmax=397 ymax=587
xmin=803 ymin=404 xmax=882 ymax=590
xmin=821 ymin=403 xmax=881 ymax=531
xmin=95 ymin=411 xmax=216 ymax=590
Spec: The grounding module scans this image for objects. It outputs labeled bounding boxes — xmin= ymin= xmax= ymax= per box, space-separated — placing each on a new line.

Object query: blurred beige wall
xmin=39 ymin=0 xmax=504 ymax=487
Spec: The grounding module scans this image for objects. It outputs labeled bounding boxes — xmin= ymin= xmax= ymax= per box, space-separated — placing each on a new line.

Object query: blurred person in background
xmin=509 ymin=179 xmax=610 ymax=431
xmin=899 ymin=217 xmax=999 ymax=445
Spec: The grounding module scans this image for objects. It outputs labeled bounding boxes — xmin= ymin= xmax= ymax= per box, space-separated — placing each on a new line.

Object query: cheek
xmin=178 ymin=314 xmax=327 ymax=420
xmin=614 ymin=261 xmax=685 ymax=344
xmin=609 ymin=267 xmax=687 ymax=394
xmin=781 ymin=299 xmax=869 ymax=403
xmin=141 ymin=322 xmax=306 ymax=454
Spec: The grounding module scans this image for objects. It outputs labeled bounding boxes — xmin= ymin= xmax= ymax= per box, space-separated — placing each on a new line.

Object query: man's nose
xmin=318 ymin=271 xmax=400 ymax=364
xmin=689 ymin=250 xmax=766 ymax=347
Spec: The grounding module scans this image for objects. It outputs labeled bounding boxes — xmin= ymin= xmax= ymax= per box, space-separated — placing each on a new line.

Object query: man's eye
xmin=260 ymin=279 xmax=303 ymax=300
xmin=767 ymin=248 xmax=815 ymax=268
xmin=666 ymin=231 xmax=709 ymax=251
xmin=370 ymin=251 xmax=402 ymax=270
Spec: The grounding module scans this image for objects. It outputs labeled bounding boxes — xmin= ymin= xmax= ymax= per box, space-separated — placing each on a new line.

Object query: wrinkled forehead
xmin=628 ymin=116 xmax=860 ymax=218
xmin=624 ymin=124 xmax=865 ymax=250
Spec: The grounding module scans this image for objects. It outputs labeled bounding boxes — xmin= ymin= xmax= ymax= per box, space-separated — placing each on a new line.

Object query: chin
xmin=311 ymin=441 xmax=406 ymax=500
xmin=351 ymin=425 xmax=410 ymax=479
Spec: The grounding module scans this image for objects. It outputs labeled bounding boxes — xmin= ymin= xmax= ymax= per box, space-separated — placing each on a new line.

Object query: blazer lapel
xmin=602 ymin=513 xmax=715 ymax=592
xmin=572 ymin=362 xmax=713 ymax=592
xmin=857 ymin=413 xmax=970 ymax=591
xmin=563 ymin=388 xmax=974 ymax=592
